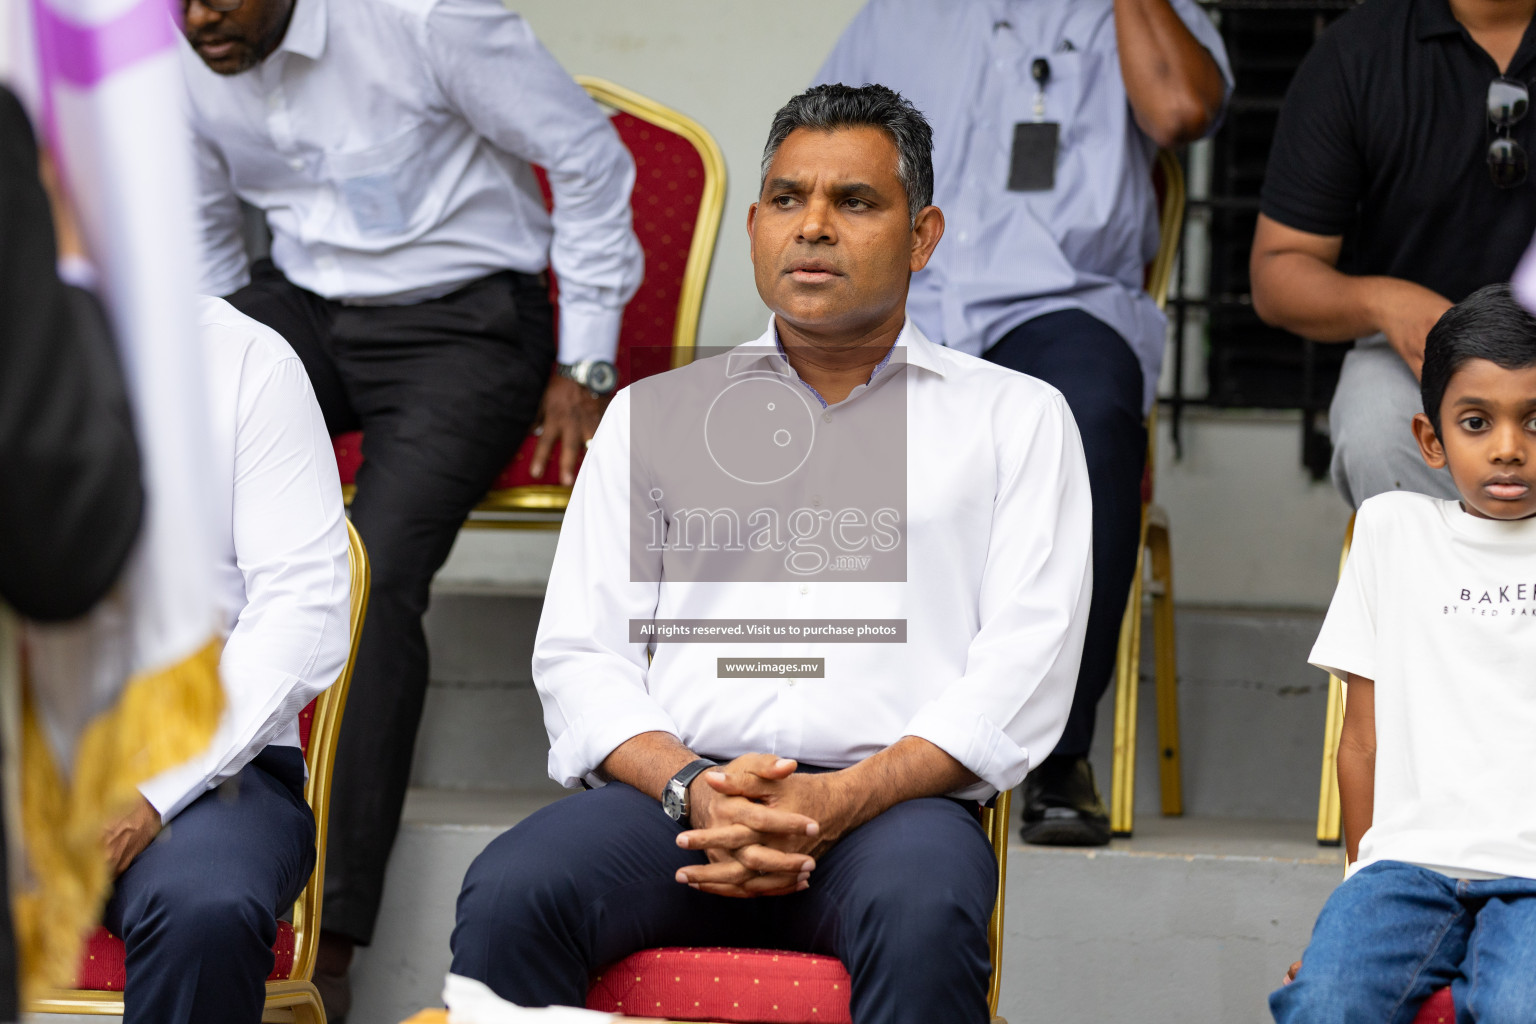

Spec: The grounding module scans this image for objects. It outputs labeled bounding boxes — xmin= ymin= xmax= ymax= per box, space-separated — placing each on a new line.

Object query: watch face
xmin=662 ymin=785 xmax=684 ymax=821
xmin=587 ymin=361 xmax=618 ymax=395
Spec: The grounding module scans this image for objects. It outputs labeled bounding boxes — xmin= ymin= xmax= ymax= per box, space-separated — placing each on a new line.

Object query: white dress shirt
xmin=138 ymin=297 xmax=351 ymax=822
xmin=816 ymin=0 xmax=1232 ymax=411
xmin=534 ymin=320 xmax=1093 ymax=800
xmin=181 ymin=0 xmax=643 ymax=364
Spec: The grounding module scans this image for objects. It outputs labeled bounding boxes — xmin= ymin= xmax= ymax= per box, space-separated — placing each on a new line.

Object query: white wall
xmin=439 ymin=2 xmax=1355 ymax=610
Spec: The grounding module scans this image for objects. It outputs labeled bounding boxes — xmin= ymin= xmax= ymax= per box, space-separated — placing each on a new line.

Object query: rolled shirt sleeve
xmin=901 ymin=391 xmax=1093 ymax=798
xmin=139 ymin=335 xmax=350 ymax=822
xmin=421 ymin=0 xmax=642 ymax=364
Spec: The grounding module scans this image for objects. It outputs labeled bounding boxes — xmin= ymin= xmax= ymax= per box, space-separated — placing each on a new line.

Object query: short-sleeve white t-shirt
xmin=1310 ymin=491 xmax=1536 ymax=881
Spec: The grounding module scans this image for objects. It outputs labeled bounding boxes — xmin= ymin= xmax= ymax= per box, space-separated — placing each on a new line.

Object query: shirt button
xmin=800 ymin=584 xmax=809 ymax=595
xmin=811 ymin=495 xmax=822 ymax=507
xmin=958 ymin=231 xmax=970 ymax=243
xmin=787 ymin=679 xmax=797 ymax=687
xmin=288 ymin=158 xmax=303 ymax=170
xmin=822 ymin=412 xmax=833 ymax=424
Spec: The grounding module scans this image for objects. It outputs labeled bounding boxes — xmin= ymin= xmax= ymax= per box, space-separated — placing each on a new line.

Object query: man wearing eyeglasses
xmin=1251 ymin=0 xmax=1536 ymax=509
xmin=175 ymin=0 xmax=642 ymax=1018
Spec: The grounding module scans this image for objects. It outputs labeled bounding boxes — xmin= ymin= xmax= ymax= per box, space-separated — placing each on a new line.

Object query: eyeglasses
xmin=1487 ymin=77 xmax=1529 ymax=188
xmin=183 ymin=0 xmax=244 ymax=12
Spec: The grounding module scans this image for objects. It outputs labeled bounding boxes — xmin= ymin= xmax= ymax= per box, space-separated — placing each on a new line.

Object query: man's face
xmin=1413 ymin=358 xmax=1536 ymax=520
xmin=748 ymin=126 xmax=941 ymax=340
xmin=181 ymin=0 xmax=294 ymax=75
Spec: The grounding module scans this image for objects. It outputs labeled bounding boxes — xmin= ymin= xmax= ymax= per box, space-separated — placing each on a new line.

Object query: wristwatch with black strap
xmin=662 ymin=758 xmax=719 ymax=822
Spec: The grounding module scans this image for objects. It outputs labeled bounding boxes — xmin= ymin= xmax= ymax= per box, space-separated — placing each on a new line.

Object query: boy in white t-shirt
xmin=1271 ymin=283 xmax=1536 ymax=1024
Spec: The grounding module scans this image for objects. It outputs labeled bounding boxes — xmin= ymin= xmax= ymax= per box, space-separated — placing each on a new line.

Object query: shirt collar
xmin=727 ymin=315 xmax=948 ymax=398
xmin=1415 ymin=0 xmax=1469 ymax=41
xmin=278 ymin=0 xmax=327 ymax=60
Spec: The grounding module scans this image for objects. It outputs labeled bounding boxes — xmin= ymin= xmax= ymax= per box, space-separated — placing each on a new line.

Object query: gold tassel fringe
xmin=15 ymin=638 xmax=223 ymax=1001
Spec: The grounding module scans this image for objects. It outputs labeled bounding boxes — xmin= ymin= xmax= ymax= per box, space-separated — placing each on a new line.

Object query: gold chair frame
xmin=468 ymin=76 xmax=727 ymax=524
xmin=1108 ymin=148 xmax=1186 ymax=837
xmin=29 ymin=519 xmax=371 ymax=1023
xmin=1315 ymin=513 xmax=1356 ymax=846
xmin=979 ymin=789 xmax=1012 ymax=1024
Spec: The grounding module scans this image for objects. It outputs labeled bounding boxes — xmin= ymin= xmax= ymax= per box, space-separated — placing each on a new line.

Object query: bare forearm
xmin=1337 ymin=741 xmax=1375 ymax=864
xmin=1251 ymin=250 xmax=1397 ymax=342
xmin=833 ymin=736 xmax=979 ymax=834
xmin=598 ymin=730 xmax=700 ymax=801
xmin=1114 ymin=0 xmax=1225 ymax=147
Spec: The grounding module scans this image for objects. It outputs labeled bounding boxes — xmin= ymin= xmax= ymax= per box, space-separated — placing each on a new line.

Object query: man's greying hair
xmin=760 ymin=84 xmax=934 ymax=226
xmin=1421 ymin=283 xmax=1536 ymax=432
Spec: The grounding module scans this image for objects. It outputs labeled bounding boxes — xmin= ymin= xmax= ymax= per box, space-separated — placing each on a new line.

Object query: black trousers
xmin=103 ymin=747 xmax=315 ymax=1024
xmin=450 ymin=782 xmax=997 ymax=1024
xmin=983 ymin=309 xmax=1146 ymax=758
xmin=228 ymin=261 xmax=555 ymax=944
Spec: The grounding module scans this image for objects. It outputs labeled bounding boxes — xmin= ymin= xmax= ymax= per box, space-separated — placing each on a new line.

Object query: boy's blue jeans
xmin=1270 ymin=861 xmax=1536 ymax=1023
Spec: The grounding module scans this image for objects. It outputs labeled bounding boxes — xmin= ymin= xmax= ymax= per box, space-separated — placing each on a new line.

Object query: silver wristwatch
xmin=662 ymin=758 xmax=718 ymax=822
xmin=556 ymin=359 xmax=619 ymax=397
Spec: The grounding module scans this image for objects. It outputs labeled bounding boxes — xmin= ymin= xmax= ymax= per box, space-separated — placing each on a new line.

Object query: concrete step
xmin=345 ymin=788 xmax=1343 ymax=1024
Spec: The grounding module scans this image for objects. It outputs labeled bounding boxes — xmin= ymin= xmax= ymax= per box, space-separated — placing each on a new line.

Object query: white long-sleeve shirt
xmin=139 ymin=297 xmax=351 ymax=822
xmin=180 ymin=0 xmax=643 ymax=364
xmin=533 ymin=320 xmax=1093 ymax=800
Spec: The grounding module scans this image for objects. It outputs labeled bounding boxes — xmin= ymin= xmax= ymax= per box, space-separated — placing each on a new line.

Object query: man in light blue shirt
xmin=817 ymin=0 xmax=1230 ymax=845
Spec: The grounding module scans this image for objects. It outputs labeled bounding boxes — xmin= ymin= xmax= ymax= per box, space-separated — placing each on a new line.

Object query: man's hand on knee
xmin=104 ymin=794 xmax=162 ymax=876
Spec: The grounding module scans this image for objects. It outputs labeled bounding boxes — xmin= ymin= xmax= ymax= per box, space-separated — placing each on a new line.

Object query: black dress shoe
xmin=1018 ymin=754 xmax=1111 ymax=847
xmin=315 ymin=930 xmax=355 ymax=1024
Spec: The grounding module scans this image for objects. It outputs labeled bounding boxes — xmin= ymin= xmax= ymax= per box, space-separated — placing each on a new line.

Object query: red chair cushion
xmin=586 ymin=947 xmax=853 ymax=1024
xmin=1411 ymin=988 xmax=1454 ymax=1023
xmin=75 ymin=921 xmax=296 ymax=991
xmin=333 ymin=106 xmax=706 ymax=494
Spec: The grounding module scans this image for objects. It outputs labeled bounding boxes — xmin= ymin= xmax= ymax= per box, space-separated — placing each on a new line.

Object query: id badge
xmin=1007 ymin=122 xmax=1060 ymax=192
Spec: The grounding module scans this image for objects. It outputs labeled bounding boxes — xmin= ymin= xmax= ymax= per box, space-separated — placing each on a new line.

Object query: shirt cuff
xmin=137 ymin=755 xmax=213 ymax=824
xmin=902 ymin=701 xmax=1030 ymax=797
xmin=557 ymin=303 xmax=623 ymax=365
xmin=546 ymin=694 xmax=682 ymax=789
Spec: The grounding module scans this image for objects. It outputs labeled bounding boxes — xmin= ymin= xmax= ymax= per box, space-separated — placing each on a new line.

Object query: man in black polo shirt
xmin=1250 ymin=0 xmax=1536 ymax=507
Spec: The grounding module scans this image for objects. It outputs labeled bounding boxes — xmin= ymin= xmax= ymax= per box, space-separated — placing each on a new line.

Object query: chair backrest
xmin=976 ymin=789 xmax=1013 ymax=1018
xmin=1141 ymin=150 xmax=1187 ymax=505
xmin=289 ymin=519 xmax=370 ymax=983
xmin=1147 ymin=149 xmax=1185 ymax=314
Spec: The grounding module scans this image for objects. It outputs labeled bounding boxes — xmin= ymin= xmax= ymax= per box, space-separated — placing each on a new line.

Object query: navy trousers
xmin=451 ymin=782 xmax=998 ymax=1024
xmin=102 ymin=746 xmax=315 ymax=1024
xmin=983 ymin=309 xmax=1147 ymax=757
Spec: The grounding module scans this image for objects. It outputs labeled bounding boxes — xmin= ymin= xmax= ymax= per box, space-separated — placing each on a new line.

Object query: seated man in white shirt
xmin=98 ymin=297 xmax=351 ymax=1024
xmin=450 ymin=85 xmax=1093 ymax=1023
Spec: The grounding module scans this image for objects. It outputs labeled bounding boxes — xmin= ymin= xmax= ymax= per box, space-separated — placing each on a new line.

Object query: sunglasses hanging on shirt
xmin=1008 ymin=57 xmax=1059 ymax=192
xmin=1487 ymin=76 xmax=1529 ymax=189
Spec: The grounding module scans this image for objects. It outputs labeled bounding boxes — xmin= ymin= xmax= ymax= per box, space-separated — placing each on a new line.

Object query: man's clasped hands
xmin=674 ymin=754 xmax=857 ymax=898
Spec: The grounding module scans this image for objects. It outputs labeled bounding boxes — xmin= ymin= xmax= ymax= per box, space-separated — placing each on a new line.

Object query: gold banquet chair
xmin=1108 ymin=148 xmax=1185 ymax=837
xmin=29 ymin=520 xmax=370 ymax=1024
xmin=583 ymin=792 xmax=1015 ymax=1024
xmin=1315 ymin=513 xmax=1356 ymax=846
xmin=331 ymin=77 xmax=726 ymax=525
